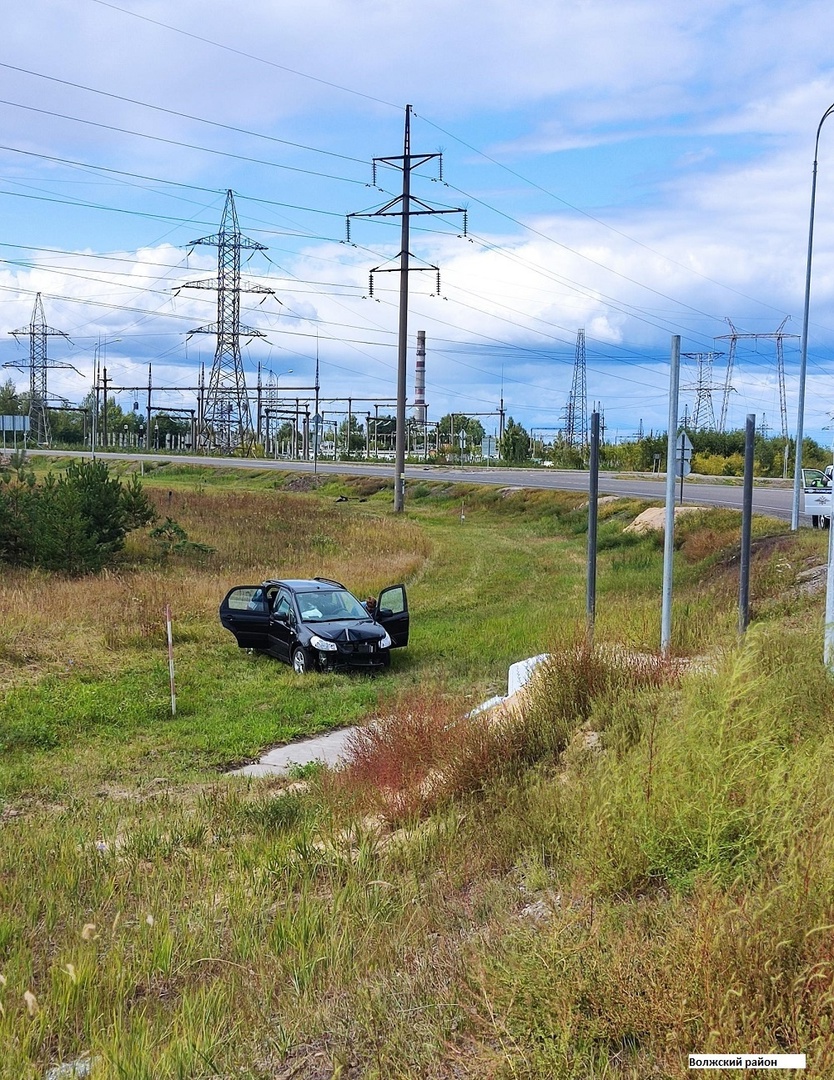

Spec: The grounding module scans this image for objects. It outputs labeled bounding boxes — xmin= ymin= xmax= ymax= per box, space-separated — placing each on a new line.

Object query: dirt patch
xmin=712 ymin=532 xmax=796 ymax=569
xmin=279 ymin=474 xmax=329 ymax=493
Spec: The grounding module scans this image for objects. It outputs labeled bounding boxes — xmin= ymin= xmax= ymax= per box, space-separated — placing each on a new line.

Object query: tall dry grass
xmin=0 ymin=485 xmax=430 ymax=687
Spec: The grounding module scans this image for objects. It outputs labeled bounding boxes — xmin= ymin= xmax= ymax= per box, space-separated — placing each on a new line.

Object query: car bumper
xmin=314 ymin=648 xmax=391 ymax=672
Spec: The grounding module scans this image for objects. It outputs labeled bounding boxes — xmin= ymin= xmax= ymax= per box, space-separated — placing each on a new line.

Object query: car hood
xmin=310 ymin=619 xmax=384 ymax=643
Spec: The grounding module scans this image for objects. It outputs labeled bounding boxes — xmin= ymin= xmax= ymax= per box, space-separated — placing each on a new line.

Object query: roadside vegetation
xmin=0 ymin=454 xmax=155 ymax=574
xmin=0 ymin=461 xmax=831 ymax=1078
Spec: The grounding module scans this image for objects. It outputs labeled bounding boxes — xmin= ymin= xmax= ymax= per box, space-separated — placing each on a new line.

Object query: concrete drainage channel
xmin=233 ymin=654 xmax=549 ymax=779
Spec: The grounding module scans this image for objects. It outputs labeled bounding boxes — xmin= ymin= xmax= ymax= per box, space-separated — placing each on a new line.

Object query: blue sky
xmin=3 ymin=0 xmax=834 ymax=444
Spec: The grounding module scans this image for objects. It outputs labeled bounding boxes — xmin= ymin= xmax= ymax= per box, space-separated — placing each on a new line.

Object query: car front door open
xmin=376 ymin=584 xmax=409 ymax=647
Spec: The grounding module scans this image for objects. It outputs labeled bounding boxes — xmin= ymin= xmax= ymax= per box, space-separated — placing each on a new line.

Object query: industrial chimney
xmin=414 ymin=330 xmax=427 ymax=424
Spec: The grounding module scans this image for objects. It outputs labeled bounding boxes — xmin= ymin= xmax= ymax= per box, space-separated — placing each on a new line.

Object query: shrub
xmin=331 ymin=691 xmax=516 ymax=824
xmin=0 ymin=456 xmax=156 ymax=574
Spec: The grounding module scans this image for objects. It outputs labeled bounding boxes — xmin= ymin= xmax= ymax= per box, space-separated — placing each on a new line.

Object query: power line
xmin=414 ymin=109 xmax=795 ymax=320
xmin=87 ymin=0 xmax=401 ymax=111
xmin=0 ymin=97 xmax=369 ymax=185
xmin=0 ymin=144 xmax=355 ymax=219
xmin=0 ymin=61 xmax=368 ymax=165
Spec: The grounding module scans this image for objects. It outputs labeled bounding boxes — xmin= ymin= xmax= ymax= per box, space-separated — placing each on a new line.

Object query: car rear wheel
xmin=292 ymin=646 xmax=311 ymax=674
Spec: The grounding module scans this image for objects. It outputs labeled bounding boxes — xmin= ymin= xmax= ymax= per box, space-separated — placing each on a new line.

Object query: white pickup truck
xmin=802 ymin=466 xmax=834 ymax=528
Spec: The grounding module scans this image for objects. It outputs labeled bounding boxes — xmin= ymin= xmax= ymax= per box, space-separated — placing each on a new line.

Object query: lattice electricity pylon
xmin=566 ymin=329 xmax=588 ymax=450
xmin=562 ymin=390 xmax=574 ymax=444
xmin=716 ymin=318 xmax=797 ymax=438
xmin=682 ymin=351 xmax=724 ymax=431
xmin=180 ymin=190 xmax=274 ymax=453
xmin=5 ymin=293 xmax=72 ymax=447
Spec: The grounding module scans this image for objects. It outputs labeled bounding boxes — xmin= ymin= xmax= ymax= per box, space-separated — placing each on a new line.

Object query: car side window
xmin=378 ymin=585 xmax=406 ymax=616
xmin=273 ymin=594 xmax=293 ymax=621
xmin=239 ymin=588 xmax=267 ymax=613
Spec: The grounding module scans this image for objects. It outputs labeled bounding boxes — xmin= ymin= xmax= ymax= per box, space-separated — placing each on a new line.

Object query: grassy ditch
xmin=0 ymin=466 xmax=832 ymax=1077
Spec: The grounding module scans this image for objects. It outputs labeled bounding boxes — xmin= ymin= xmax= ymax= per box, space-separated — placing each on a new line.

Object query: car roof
xmin=262 ymin=578 xmax=346 ymax=593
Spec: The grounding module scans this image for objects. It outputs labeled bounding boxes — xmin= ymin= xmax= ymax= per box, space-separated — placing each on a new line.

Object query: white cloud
xmin=4 ymin=0 xmax=834 ymax=441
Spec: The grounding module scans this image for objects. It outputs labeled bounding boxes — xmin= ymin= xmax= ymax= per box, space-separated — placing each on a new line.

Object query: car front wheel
xmin=292 ymin=646 xmax=311 ymax=674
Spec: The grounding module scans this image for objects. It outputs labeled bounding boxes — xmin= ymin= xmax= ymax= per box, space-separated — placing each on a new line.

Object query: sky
xmin=3 ymin=0 xmax=834 ymax=445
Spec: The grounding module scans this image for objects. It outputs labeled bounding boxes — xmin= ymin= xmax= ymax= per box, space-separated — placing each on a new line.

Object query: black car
xmin=219 ymin=577 xmax=409 ymax=673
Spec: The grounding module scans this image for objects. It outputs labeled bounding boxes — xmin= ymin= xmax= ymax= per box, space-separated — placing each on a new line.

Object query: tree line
xmin=0 ymin=379 xmax=189 ymax=447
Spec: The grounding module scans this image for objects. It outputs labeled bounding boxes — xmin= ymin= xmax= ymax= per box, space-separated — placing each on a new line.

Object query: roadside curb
xmin=233 ymin=654 xmax=549 ymax=778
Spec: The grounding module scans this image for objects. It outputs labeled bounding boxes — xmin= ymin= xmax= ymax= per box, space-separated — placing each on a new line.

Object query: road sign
xmin=675 ymin=431 xmax=693 ymax=478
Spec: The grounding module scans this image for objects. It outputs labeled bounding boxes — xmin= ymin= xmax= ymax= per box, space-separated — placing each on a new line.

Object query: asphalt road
xmin=24 ymin=448 xmax=799 ymax=521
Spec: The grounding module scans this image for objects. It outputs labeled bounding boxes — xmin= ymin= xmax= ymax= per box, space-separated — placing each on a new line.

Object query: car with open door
xmin=219 ymin=577 xmax=409 ymax=673
xmin=802 ymin=466 xmax=834 ymax=529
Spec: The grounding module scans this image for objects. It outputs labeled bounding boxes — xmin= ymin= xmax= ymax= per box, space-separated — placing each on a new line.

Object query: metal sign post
xmin=587 ymin=412 xmax=600 ymax=637
xmin=676 ymin=430 xmax=693 ymax=504
xmin=661 ymin=336 xmax=682 ymax=655
xmin=165 ymin=604 xmax=176 ymax=716
xmin=739 ymin=414 xmax=755 ymax=634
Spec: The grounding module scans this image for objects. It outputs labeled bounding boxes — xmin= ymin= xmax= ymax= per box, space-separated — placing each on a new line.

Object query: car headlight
xmin=310 ymin=635 xmax=338 ymax=652
xmin=379 ymin=632 xmax=392 ymax=648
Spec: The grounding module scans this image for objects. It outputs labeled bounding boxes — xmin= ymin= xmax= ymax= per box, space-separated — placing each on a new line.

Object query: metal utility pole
xmin=101 ymin=366 xmax=111 ymax=449
xmin=181 ymin=190 xmax=274 ymax=454
xmin=313 ymin=346 xmax=320 ymax=475
xmin=682 ymin=351 xmax=723 ymax=431
xmin=6 ymin=294 xmax=71 ymax=447
xmin=348 ymin=105 xmax=466 ymax=512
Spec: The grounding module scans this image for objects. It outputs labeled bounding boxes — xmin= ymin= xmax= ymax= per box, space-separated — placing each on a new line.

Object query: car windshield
xmin=296 ymin=589 xmax=370 ymax=622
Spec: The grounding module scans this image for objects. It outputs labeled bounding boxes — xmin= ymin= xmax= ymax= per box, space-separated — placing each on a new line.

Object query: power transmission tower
xmin=566 ymin=329 xmax=587 ymax=450
xmin=682 ymin=351 xmax=723 ymax=431
xmin=348 ymin=105 xmax=466 ymax=512
xmin=181 ymin=190 xmax=274 ymax=453
xmin=716 ymin=318 xmax=797 ymax=439
xmin=5 ymin=293 xmax=72 ymax=447
xmin=562 ymin=390 xmax=574 ymax=445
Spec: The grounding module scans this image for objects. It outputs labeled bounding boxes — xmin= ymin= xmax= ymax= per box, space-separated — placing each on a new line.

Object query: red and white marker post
xmin=165 ymin=603 xmax=176 ymax=716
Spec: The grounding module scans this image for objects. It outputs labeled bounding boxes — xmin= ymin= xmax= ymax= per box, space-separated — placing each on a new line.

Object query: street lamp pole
xmin=792 ymin=102 xmax=834 ymax=530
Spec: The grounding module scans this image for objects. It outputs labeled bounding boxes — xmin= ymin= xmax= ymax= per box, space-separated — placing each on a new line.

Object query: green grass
xmin=1 ymin=468 xmax=832 ymax=1078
